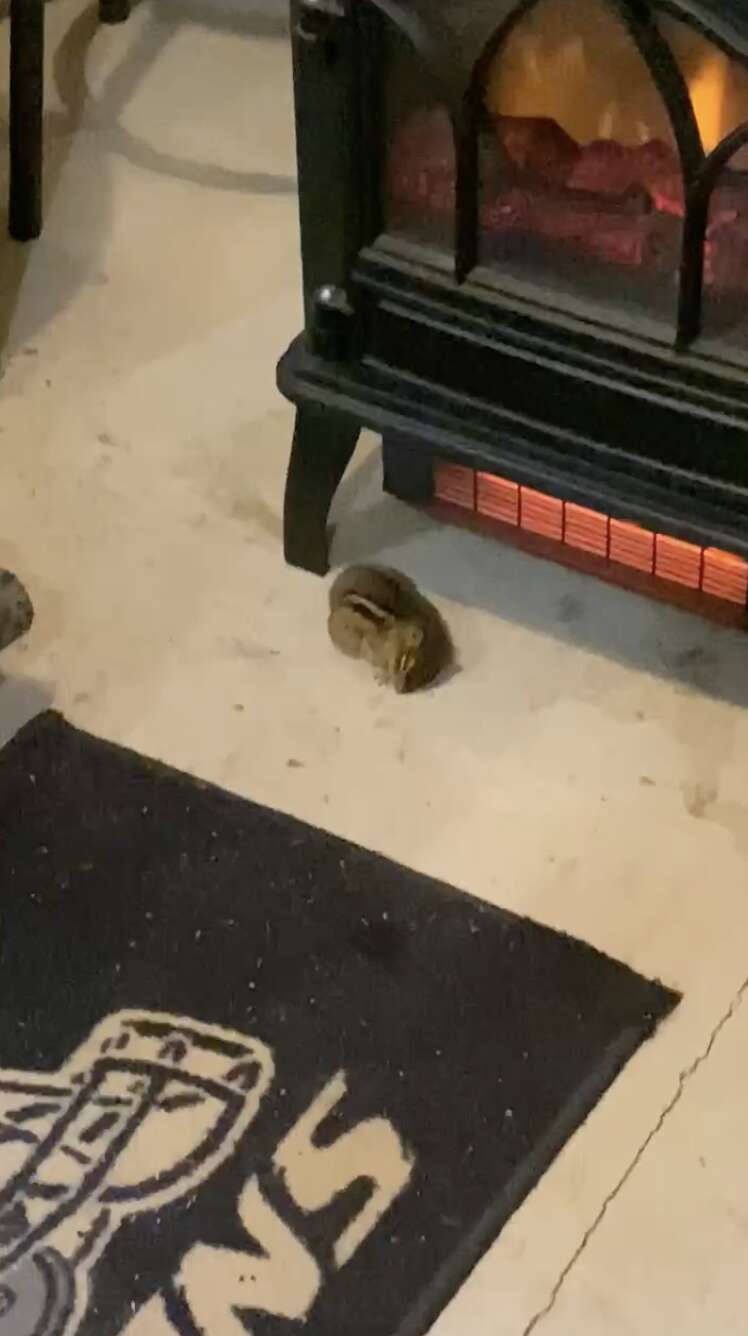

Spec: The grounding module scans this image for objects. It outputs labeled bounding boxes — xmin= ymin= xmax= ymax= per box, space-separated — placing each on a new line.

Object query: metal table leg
xmin=9 ymin=0 xmax=44 ymax=240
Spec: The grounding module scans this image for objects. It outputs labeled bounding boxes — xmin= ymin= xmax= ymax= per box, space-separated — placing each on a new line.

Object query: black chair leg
xmin=99 ymin=0 xmax=131 ymax=23
xmin=8 ymin=0 xmax=44 ymax=241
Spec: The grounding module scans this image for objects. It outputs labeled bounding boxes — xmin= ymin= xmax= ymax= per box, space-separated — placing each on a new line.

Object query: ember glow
xmin=387 ymin=0 xmax=748 ymax=298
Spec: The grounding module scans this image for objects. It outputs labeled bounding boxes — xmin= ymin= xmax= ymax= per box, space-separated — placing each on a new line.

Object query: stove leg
xmin=382 ymin=434 xmax=435 ymax=503
xmin=283 ymin=404 xmax=359 ymax=575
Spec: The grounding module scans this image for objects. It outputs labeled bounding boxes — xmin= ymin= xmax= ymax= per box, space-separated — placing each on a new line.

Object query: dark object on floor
xmin=0 ymin=570 xmax=33 ymax=651
xmin=5 ymin=0 xmax=125 ymax=241
xmin=98 ymin=0 xmax=130 ymax=21
xmin=0 ymin=711 xmax=677 ymax=1336
xmin=328 ymin=563 xmax=452 ymax=691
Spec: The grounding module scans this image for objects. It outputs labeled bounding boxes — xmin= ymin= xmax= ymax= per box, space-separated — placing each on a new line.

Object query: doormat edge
xmin=1 ymin=709 xmax=682 ymax=1022
xmin=391 ymin=1016 xmax=666 ymax=1336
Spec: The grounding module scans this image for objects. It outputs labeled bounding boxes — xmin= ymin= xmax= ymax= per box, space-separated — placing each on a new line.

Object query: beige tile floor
xmin=1 ymin=4 xmax=748 ymax=1331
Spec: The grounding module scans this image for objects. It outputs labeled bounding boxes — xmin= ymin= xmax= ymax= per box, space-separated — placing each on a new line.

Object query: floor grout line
xmin=519 ymin=973 xmax=748 ymax=1336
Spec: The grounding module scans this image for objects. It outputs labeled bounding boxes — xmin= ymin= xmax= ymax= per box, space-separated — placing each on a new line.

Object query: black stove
xmin=277 ymin=0 xmax=748 ymax=618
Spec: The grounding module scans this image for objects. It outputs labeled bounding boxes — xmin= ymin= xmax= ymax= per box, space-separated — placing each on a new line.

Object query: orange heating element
xmin=435 ymin=461 xmax=748 ymax=607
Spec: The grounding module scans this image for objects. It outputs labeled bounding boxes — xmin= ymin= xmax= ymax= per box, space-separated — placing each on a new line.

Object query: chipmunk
xmin=327 ymin=565 xmax=451 ymax=693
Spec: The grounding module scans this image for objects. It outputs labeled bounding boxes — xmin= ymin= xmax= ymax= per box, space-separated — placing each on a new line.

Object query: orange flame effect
xmin=486 ymin=0 xmax=748 ymax=154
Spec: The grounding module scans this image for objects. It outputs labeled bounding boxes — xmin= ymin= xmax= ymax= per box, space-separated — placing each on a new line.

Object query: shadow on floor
xmin=332 ymin=448 xmax=435 ymax=556
xmin=0 ymin=672 xmax=53 ymax=748
xmin=330 ymin=445 xmax=748 ymax=711
xmin=0 ymin=0 xmax=294 ymax=360
xmin=53 ymin=0 xmax=297 ymax=195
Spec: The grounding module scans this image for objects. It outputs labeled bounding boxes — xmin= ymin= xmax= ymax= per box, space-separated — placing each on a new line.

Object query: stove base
xmin=382 ymin=437 xmax=748 ymax=629
xmin=277 ymin=334 xmax=748 ymax=596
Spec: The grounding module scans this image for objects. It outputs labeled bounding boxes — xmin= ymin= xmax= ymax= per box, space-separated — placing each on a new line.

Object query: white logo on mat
xmin=0 ymin=1011 xmax=414 ymax=1336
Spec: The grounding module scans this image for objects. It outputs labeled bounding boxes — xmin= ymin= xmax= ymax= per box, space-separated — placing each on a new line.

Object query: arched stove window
xmin=382 ymin=18 xmax=457 ymax=255
xmin=687 ymin=125 xmax=748 ymax=351
xmin=378 ymin=0 xmax=748 ymax=353
xmin=469 ymin=0 xmax=692 ymax=330
xmin=662 ymin=14 xmax=748 ymax=351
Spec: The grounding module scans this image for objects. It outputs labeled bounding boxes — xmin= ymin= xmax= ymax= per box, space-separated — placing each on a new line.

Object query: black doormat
xmin=0 ymin=712 xmax=677 ymax=1336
